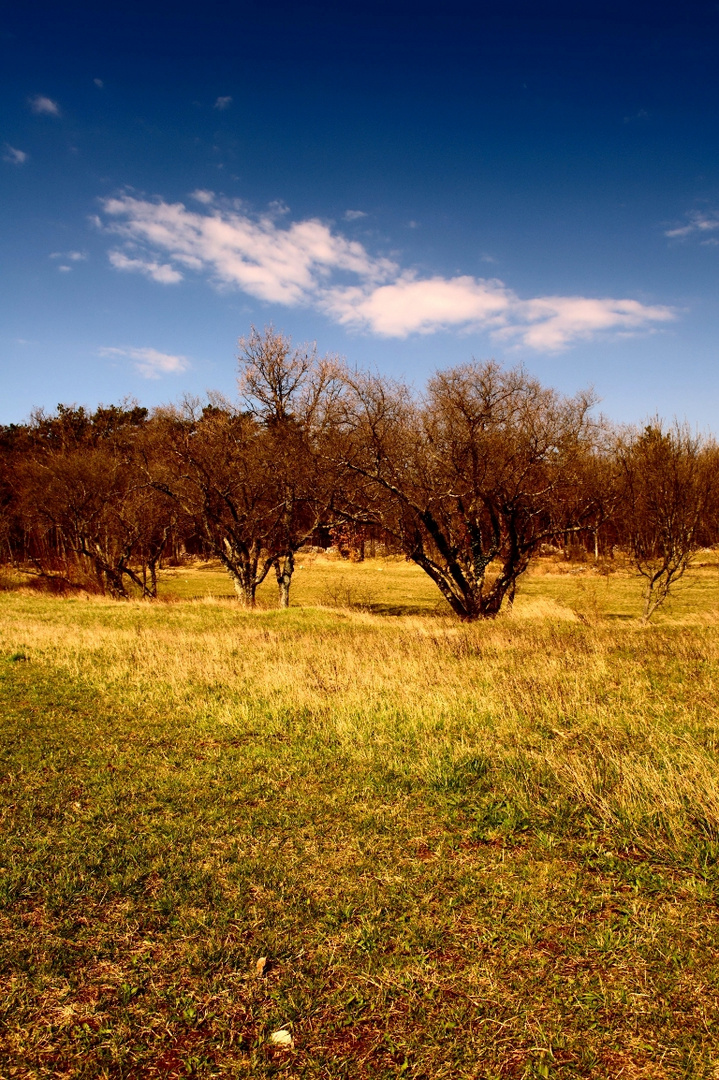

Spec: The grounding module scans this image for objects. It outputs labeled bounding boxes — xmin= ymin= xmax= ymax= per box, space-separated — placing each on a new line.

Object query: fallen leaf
xmin=269 ymin=1028 xmax=293 ymax=1047
xmin=255 ymin=956 xmax=268 ymax=976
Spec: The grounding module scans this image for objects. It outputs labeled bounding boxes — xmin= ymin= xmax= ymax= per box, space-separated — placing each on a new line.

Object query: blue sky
xmin=2 ymin=0 xmax=719 ymax=426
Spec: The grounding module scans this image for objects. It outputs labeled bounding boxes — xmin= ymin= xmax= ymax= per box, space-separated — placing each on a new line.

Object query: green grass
xmin=1 ymin=559 xmax=719 ymax=1077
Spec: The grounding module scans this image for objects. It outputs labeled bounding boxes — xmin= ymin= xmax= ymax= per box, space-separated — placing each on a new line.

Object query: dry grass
xmin=1 ymin=559 xmax=719 ymax=1077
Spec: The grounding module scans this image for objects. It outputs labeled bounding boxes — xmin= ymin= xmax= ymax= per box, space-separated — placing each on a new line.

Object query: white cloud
xmin=29 ymin=94 xmax=61 ymax=117
xmin=344 ymin=209 xmax=367 ymax=221
xmin=58 ymin=265 xmax=72 ymax=273
xmin=323 ymin=279 xmax=673 ymax=347
xmin=99 ymin=346 xmax=190 ymax=379
xmin=496 ymin=296 xmax=675 ymax=351
xmin=101 ymin=193 xmax=393 ymax=304
xmin=214 ymin=96 xmax=232 ymax=110
xmin=3 ymin=144 xmax=28 ymax=165
xmin=109 ymin=249 xmax=183 ymax=284
xmin=50 ymin=250 xmax=87 ymax=262
xmin=94 ymin=78 xmax=104 ymax=88
xmin=665 ymin=210 xmax=719 ymax=240
xmin=98 ymin=191 xmax=675 ymax=350
xmin=323 ymin=276 xmax=511 ymax=336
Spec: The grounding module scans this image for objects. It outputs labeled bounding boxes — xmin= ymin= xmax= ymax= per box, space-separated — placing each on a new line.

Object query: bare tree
xmin=616 ymin=421 xmax=719 ymax=621
xmin=238 ymin=326 xmax=343 ymax=607
xmin=339 ymin=361 xmax=599 ymax=619
xmin=579 ymin=443 xmax=622 ymax=562
xmin=149 ymin=400 xmax=280 ymax=607
xmin=15 ymin=404 xmax=165 ymax=597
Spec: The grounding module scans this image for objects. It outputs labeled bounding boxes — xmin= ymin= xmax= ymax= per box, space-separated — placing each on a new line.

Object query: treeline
xmin=2 ymin=328 xmax=718 ymax=620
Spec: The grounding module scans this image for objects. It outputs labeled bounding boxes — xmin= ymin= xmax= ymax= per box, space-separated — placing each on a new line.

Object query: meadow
xmin=1 ymin=556 xmax=719 ymax=1078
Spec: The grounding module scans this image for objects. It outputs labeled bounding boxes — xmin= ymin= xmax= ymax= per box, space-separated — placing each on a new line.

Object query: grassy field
xmin=1 ymin=557 xmax=719 ymax=1078
xmin=151 ymin=551 xmax=719 ymax=624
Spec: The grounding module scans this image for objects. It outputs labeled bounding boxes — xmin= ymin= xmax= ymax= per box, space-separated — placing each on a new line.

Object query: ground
xmin=0 ymin=556 xmax=718 ymax=1078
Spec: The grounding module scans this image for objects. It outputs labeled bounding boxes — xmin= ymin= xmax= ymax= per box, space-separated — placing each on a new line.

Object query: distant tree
xmin=238 ymin=326 xmax=343 ymax=607
xmin=616 ymin=421 xmax=719 ymax=621
xmin=339 ymin=361 xmax=599 ymax=619
xmin=0 ymin=422 xmax=31 ymax=567
xmin=580 ymin=443 xmax=622 ymax=561
xmin=15 ymin=404 xmax=165 ymax=597
xmin=150 ymin=399 xmax=279 ymax=607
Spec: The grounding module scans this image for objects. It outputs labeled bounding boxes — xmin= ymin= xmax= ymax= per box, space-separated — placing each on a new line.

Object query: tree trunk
xmin=642 ymin=581 xmax=660 ymax=623
xmin=274 ymin=552 xmax=294 ymax=609
xmin=230 ymin=574 xmax=256 ymax=607
xmin=101 ymin=564 xmax=128 ymax=599
xmin=220 ymin=538 xmax=257 ymax=608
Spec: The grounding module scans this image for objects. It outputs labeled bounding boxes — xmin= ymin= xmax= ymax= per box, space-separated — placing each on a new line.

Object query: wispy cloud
xmin=214 ymin=96 xmax=232 ymax=110
xmin=191 ymin=189 xmax=215 ymax=204
xmin=99 ymin=192 xmax=675 ymax=350
xmin=344 ymin=209 xmax=367 ymax=221
xmin=101 ymin=192 xmax=392 ymax=304
xmin=623 ymin=108 xmax=649 ymax=124
xmin=109 ymin=249 xmax=183 ymax=284
xmin=495 ymin=296 xmax=675 ymax=351
xmin=3 ymin=144 xmax=28 ymax=165
xmin=94 ymin=78 xmax=104 ymax=88
xmin=29 ymin=94 xmax=61 ymax=117
xmin=99 ymin=346 xmax=190 ymax=379
xmin=50 ymin=250 xmax=87 ymax=264
xmin=665 ymin=210 xmax=719 ymax=242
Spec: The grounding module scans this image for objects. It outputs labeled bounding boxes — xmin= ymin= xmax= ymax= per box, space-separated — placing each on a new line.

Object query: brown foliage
xmin=616 ymin=421 xmax=719 ymax=620
xmin=337 ymin=361 xmax=600 ymax=618
xmin=7 ymin=404 xmax=170 ymax=598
